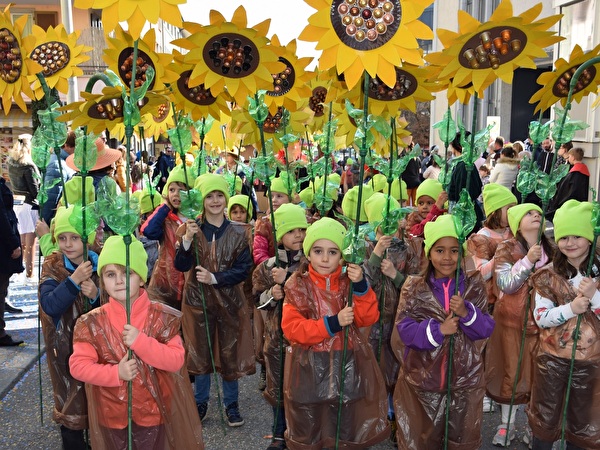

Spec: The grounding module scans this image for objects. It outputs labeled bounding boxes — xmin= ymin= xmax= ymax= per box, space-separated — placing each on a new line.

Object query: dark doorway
xmin=510 ymin=67 xmax=552 ymax=142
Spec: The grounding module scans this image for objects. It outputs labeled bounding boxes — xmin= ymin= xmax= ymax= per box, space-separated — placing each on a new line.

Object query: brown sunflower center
xmin=459 ymin=27 xmax=527 ymax=70
xmin=153 ymin=103 xmax=170 ymax=123
xmin=264 ymin=108 xmax=283 ymax=134
xmin=367 ymin=68 xmax=417 ymax=101
xmin=30 ymin=41 xmax=70 ymax=77
xmin=268 ymin=57 xmax=295 ymax=97
xmin=88 ymin=97 xmax=149 ymax=121
xmin=118 ymin=48 xmax=155 ymax=90
xmin=331 ymin=0 xmax=401 ymax=51
xmin=178 ymin=70 xmax=217 ymax=106
xmin=203 ymin=34 xmax=259 ymax=78
xmin=552 ymin=65 xmax=597 ymax=98
xmin=309 ymin=86 xmax=328 ymax=117
xmin=0 ymin=28 xmax=22 ymax=84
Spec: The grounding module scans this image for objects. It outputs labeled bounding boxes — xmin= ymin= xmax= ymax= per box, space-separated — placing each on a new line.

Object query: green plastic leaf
xmin=193 ymin=115 xmax=216 ymax=138
xmin=591 ymin=192 xmax=600 ymax=236
xmin=278 ymin=133 xmax=299 ymax=148
xmin=368 ymin=114 xmax=392 ymax=139
xmin=452 ymin=189 xmax=476 ymax=241
xmin=379 ymin=204 xmax=413 ymax=236
xmin=251 ymin=154 xmax=279 ymax=182
xmin=345 ymin=99 xmax=363 ymax=120
xmin=73 ymin=130 xmax=98 ymax=173
xmin=394 ymin=145 xmax=422 ymax=178
xmin=314 ymin=190 xmax=334 ymax=213
xmin=168 ymin=114 xmax=193 ymax=157
xmin=354 ymin=126 xmax=375 ymax=149
xmin=31 ymin=127 xmax=53 ymax=170
xmin=433 ymin=109 xmax=456 ymax=145
xmin=515 ymin=154 xmax=538 ymax=198
xmin=37 ymin=102 xmax=67 ymax=148
xmin=463 ymin=124 xmax=494 ymax=167
xmin=193 ymin=150 xmax=208 ymax=177
xmin=334 ymin=211 xmax=372 ymax=264
xmin=437 ymin=157 xmax=457 ymax=191
xmin=69 ymin=202 xmax=101 ymax=238
xmin=179 ymin=189 xmax=203 ymax=219
xmin=549 ymin=162 xmax=570 ymax=185
xmin=101 ymin=193 xmax=141 ymax=236
xmin=37 ymin=178 xmax=61 ymax=207
xmin=529 ymin=120 xmax=551 ymax=148
xmin=248 ymin=91 xmax=269 ymax=124
xmin=552 ymin=106 xmax=589 ymax=145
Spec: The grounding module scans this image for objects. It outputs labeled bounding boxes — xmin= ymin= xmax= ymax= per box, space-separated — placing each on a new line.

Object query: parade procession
xmin=1 ymin=0 xmax=600 ymax=449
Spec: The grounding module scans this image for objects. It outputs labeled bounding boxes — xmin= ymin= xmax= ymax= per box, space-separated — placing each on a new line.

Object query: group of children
xmin=35 ymin=159 xmax=600 ymax=450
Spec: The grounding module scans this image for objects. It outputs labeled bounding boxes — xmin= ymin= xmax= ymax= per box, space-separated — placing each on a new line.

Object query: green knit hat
xmin=507 ymin=203 xmax=543 ymax=236
xmin=554 ymin=200 xmax=594 ymax=242
xmin=341 ymin=184 xmax=374 ymax=222
xmin=298 ymin=182 xmax=314 ymax=206
xmin=227 ymin=194 xmax=253 ymax=222
xmin=391 ymin=179 xmax=408 ymax=203
xmin=416 ymin=179 xmax=443 ymax=203
xmin=60 ymin=176 xmax=95 ymax=206
xmin=424 ymin=214 xmax=463 ymax=257
xmin=53 ymin=205 xmax=96 ymax=243
xmin=270 ymin=174 xmax=294 ymax=196
xmin=132 ymin=189 xmax=162 ymax=214
xmin=194 ymin=173 xmax=230 ymax=204
xmin=98 ymin=235 xmax=148 ymax=282
xmin=365 ymin=192 xmax=400 ymax=224
xmin=275 ymin=203 xmax=308 ymax=242
xmin=303 ymin=217 xmax=347 ymax=255
xmin=370 ymin=174 xmax=387 ymax=193
xmin=482 ymin=183 xmax=517 ymax=217
xmin=164 ymin=164 xmax=193 ymax=192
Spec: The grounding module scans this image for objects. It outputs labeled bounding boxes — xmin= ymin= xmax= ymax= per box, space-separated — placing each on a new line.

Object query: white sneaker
xmin=492 ymin=424 xmax=515 ymax=447
xmin=482 ymin=396 xmax=496 ymax=413
xmin=522 ymin=425 xmax=533 ymax=449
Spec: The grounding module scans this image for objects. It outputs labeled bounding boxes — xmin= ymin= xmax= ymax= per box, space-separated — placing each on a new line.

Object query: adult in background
xmin=41 ymin=130 xmax=76 ymax=224
xmin=489 ymin=145 xmax=519 ymax=190
xmin=156 ymin=145 xmax=175 ymax=193
xmin=401 ymin=144 xmax=421 ymax=206
xmin=535 ymin=138 xmax=554 ymax=174
xmin=8 ymin=134 xmax=40 ymax=284
xmin=0 ymin=174 xmax=23 ymax=346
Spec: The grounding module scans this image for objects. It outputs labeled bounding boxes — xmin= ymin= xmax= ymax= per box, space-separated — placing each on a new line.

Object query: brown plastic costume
xmin=485 ymin=239 xmax=539 ymax=404
xmin=363 ymin=238 xmax=422 ymax=392
xmin=73 ymin=301 xmax=204 ymax=450
xmin=39 ymin=252 xmax=98 ymax=430
xmin=181 ymin=223 xmax=255 ymax=379
xmin=392 ymin=273 xmax=488 ymax=450
xmin=528 ymin=266 xmax=600 ymax=448
xmin=467 ymin=232 xmax=502 ymax=306
xmin=147 ymin=217 xmax=185 ymax=310
xmin=282 ymin=269 xmax=389 ymax=450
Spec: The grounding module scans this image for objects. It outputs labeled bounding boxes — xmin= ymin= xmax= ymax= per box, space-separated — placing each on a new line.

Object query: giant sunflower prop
xmin=167 ymin=51 xmax=232 ymax=121
xmin=0 ymin=5 xmax=41 ymax=113
xmin=372 ymin=115 xmax=412 ymax=155
xmin=530 ymin=44 xmax=600 ymax=113
xmin=140 ymin=102 xmax=174 ymax=139
xmin=73 ymin=0 xmax=185 ymax=40
xmin=300 ymin=0 xmax=434 ymax=90
xmin=28 ymin=24 xmax=91 ymax=99
xmin=103 ymin=25 xmax=178 ymax=93
xmin=180 ymin=6 xmax=285 ymax=106
xmin=426 ymin=0 xmax=562 ymax=103
xmin=333 ymin=100 xmax=358 ymax=148
xmin=264 ymin=35 xmax=314 ymax=115
xmin=306 ymin=67 xmax=346 ymax=133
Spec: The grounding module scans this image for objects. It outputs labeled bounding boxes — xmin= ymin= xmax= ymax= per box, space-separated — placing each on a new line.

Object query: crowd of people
xmin=0 ymin=130 xmax=597 ymax=450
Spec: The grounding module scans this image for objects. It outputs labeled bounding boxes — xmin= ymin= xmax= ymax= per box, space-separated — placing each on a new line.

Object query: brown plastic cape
xmin=466 ymin=232 xmax=501 ymax=306
xmin=73 ymin=301 xmax=204 ymax=450
xmin=282 ymin=269 xmax=389 ymax=450
xmin=39 ymin=251 xmax=99 ymax=430
xmin=391 ymin=272 xmax=488 ymax=450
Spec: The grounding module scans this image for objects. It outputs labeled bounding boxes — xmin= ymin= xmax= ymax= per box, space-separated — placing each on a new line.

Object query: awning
xmin=0 ymin=109 xmax=32 ymax=128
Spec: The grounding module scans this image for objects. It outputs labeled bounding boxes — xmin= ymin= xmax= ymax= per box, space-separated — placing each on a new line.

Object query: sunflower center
xmin=88 ymin=97 xmax=149 ymax=121
xmin=118 ymin=48 xmax=155 ymax=90
xmin=153 ymin=103 xmax=170 ymax=123
xmin=367 ymin=68 xmax=417 ymax=101
xmin=459 ymin=27 xmax=527 ymax=70
xmin=331 ymin=0 xmax=401 ymax=50
xmin=0 ymin=28 xmax=22 ymax=84
xmin=552 ymin=65 xmax=597 ymax=98
xmin=178 ymin=70 xmax=217 ymax=106
xmin=30 ymin=41 xmax=70 ymax=77
xmin=203 ymin=34 xmax=259 ymax=78
xmin=264 ymin=108 xmax=283 ymax=134
xmin=268 ymin=57 xmax=295 ymax=97
xmin=309 ymin=86 xmax=328 ymax=117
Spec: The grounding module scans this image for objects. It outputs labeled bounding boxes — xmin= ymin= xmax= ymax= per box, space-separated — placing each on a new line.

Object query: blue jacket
xmin=41 ymin=149 xmax=75 ymax=223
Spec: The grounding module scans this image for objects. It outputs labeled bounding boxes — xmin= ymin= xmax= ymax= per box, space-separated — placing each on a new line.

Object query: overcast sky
xmin=178 ymin=1 xmax=320 ymax=68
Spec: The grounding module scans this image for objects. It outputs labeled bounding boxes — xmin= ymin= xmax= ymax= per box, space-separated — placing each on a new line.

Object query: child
xmin=228 ymin=194 xmax=253 ymax=224
xmin=529 ymin=200 xmax=600 ymax=449
xmin=546 ymin=147 xmax=590 ymax=221
xmin=467 ymin=183 xmax=517 ymax=311
xmin=393 ymin=214 xmax=495 ymax=449
xmin=175 ymin=173 xmax=254 ymax=426
xmin=253 ymin=203 xmax=308 ymax=450
xmin=341 ymin=183 xmax=374 ymax=224
xmin=281 ymin=217 xmax=389 ymax=449
xmin=69 ymin=235 xmax=203 ymax=450
xmin=132 ymin=188 xmax=162 ymax=280
xmin=141 ymin=164 xmax=193 ymax=309
xmin=487 ymin=203 xmax=553 ymax=446
xmin=39 ymin=205 xmax=99 ymax=450
xmin=405 ymin=178 xmax=448 ymax=238
xmin=254 ymin=176 xmax=291 ymax=265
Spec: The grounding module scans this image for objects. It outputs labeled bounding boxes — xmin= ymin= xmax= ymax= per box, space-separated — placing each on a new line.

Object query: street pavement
xmin=1 ymin=275 xmax=541 ymax=449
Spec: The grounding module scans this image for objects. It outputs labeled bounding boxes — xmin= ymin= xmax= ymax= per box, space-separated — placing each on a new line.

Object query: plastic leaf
xmin=437 ymin=157 xmax=457 ymax=191
xmin=552 ymin=107 xmax=590 ymax=145
xmin=69 ymin=202 xmax=101 ymax=239
xmin=345 ymin=99 xmax=364 ymax=120
xmin=433 ymin=109 xmax=456 ymax=146
xmin=452 ymin=189 xmax=476 ymax=241
xmin=379 ymin=205 xmax=413 ymax=236
xmin=591 ymin=193 xmax=600 ymax=236
xmin=31 ymin=127 xmax=53 ymax=170
xmin=179 ymin=189 xmax=203 ymax=219
xmin=314 ymin=190 xmax=334 ymax=213
xmin=168 ymin=116 xmax=193 ymax=157
xmin=368 ymin=114 xmax=392 ymax=139
xmin=354 ymin=126 xmax=375 ymax=150
xmin=515 ymin=154 xmax=538 ymax=198
xmin=395 ymin=145 xmax=422 ymax=178
xmin=37 ymin=178 xmax=61 ymax=207
xmin=37 ymin=102 xmax=67 ymax=148
xmin=335 ymin=212 xmax=372 ymax=264
xmin=463 ymin=124 xmax=494 ymax=167
xmin=73 ymin=130 xmax=98 ymax=174
xmin=248 ymin=91 xmax=269 ymax=124
xmin=193 ymin=115 xmax=215 ymax=138
xmin=102 ymin=193 xmax=141 ymax=236
xmin=529 ymin=120 xmax=551 ymax=148
xmin=536 ymin=162 xmax=570 ymax=202
xmin=251 ymin=154 xmax=279 ymax=182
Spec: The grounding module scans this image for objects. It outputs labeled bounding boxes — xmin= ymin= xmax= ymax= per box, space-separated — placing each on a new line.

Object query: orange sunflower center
xmin=119 ymin=49 xmax=155 ymax=90
xmin=264 ymin=107 xmax=283 ymax=134
xmin=551 ymin=65 xmax=597 ymax=97
xmin=331 ymin=0 xmax=401 ymax=49
xmin=30 ymin=42 xmax=71 ymax=77
xmin=368 ymin=68 xmax=416 ymax=101
xmin=203 ymin=34 xmax=260 ymax=78
xmin=459 ymin=27 xmax=527 ymax=70
xmin=0 ymin=28 xmax=22 ymax=84
xmin=88 ymin=97 xmax=149 ymax=121
xmin=309 ymin=86 xmax=328 ymax=117
xmin=178 ymin=70 xmax=217 ymax=106
xmin=267 ymin=57 xmax=295 ymax=97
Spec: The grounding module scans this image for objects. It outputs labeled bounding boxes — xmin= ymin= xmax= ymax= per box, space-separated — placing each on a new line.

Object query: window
xmin=10 ymin=11 xmax=33 ymax=36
